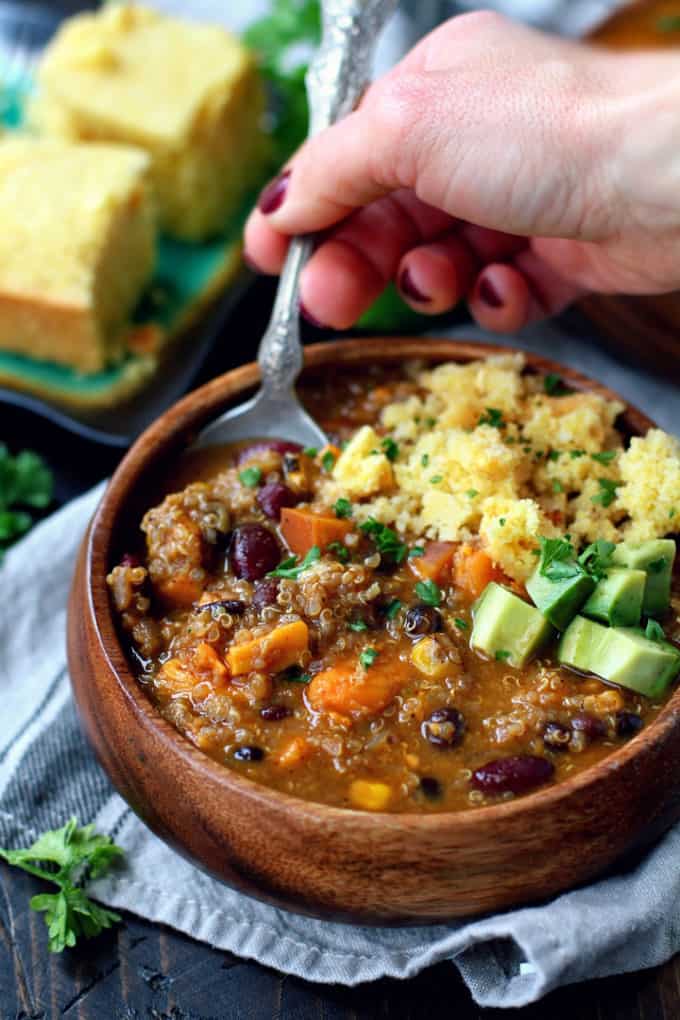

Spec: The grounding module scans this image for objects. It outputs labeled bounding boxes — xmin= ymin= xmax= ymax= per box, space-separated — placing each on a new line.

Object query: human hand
xmin=244 ymin=12 xmax=680 ymax=332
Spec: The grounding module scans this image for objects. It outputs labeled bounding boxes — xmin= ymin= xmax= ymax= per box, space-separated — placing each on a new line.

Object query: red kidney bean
xmin=421 ymin=707 xmax=465 ymax=749
xmin=571 ymin=713 xmax=606 ymax=740
xmin=260 ymin=704 xmax=292 ymax=722
xmin=615 ymin=711 xmax=643 ymax=738
xmin=233 ymin=745 xmax=264 ymax=762
xmin=238 ymin=440 xmax=302 ymax=465
xmin=257 ymin=481 xmax=298 ymax=520
xmin=543 ymin=721 xmax=571 ymax=752
xmin=230 ymin=524 xmax=280 ymax=581
xmin=471 ymin=755 xmax=554 ymax=795
xmin=252 ymin=578 xmax=280 ymax=608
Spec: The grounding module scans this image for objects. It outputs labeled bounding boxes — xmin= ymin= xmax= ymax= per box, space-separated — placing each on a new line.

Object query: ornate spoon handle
xmin=257 ymin=0 xmax=397 ymax=394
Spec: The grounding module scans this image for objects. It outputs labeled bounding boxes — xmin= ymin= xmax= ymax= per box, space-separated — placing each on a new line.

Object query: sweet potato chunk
xmin=409 ymin=541 xmax=457 ymax=584
xmin=227 ymin=620 xmax=309 ymax=677
xmin=308 ymin=651 xmax=409 ymax=719
xmin=276 ymin=736 xmax=314 ymax=769
xmin=156 ymin=575 xmax=204 ymax=607
xmin=454 ymin=545 xmax=506 ymax=601
xmin=280 ymin=507 xmax=352 ymax=556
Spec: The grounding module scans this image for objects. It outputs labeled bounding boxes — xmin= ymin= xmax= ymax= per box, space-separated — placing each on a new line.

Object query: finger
xmin=396 ymin=233 xmax=478 ymax=314
xmin=468 ymin=253 xmax=586 ymax=333
xmin=243 ymin=210 xmax=290 ymax=274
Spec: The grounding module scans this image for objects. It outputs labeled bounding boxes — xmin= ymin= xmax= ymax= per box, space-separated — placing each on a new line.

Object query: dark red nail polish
xmin=300 ymin=302 xmax=328 ymax=329
xmin=477 ymin=276 xmax=503 ymax=309
xmin=398 ymin=268 xmax=431 ymax=304
xmin=257 ymin=169 xmax=291 ymax=214
xmin=243 ymin=249 xmax=262 ymax=273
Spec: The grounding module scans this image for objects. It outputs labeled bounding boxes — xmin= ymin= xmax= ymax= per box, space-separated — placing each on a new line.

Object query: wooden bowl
xmin=67 ymin=337 xmax=680 ymax=923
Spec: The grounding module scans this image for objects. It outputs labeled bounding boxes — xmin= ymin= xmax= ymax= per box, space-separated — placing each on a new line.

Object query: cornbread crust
xmin=33 ymin=3 xmax=267 ymax=241
xmin=0 ymin=138 xmax=155 ymax=374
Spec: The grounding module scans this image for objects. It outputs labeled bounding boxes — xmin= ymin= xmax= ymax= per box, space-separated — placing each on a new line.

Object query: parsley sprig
xmin=359 ymin=517 xmax=408 ymax=564
xmin=0 ymin=445 xmax=53 ymax=563
xmin=535 ymin=536 xmax=614 ymax=584
xmin=0 ymin=819 xmax=123 ymax=952
xmin=267 ymin=545 xmax=321 ymax=578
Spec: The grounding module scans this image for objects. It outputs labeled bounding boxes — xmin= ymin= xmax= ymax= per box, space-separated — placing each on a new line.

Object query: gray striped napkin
xmin=2 ymin=323 xmax=680 ymax=1008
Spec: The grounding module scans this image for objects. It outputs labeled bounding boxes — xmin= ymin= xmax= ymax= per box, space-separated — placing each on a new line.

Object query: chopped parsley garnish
xmin=321 ymin=450 xmax=336 ymax=472
xmin=578 ymin=540 xmax=615 ymax=581
xmin=267 ymin=545 xmax=321 ymax=578
xmin=421 ymin=453 xmax=430 ymax=467
xmin=239 ymin=466 xmax=262 ymax=488
xmin=647 ymin=557 xmax=669 ymax=574
xmin=0 ymin=818 xmax=123 ymax=953
xmin=536 ymin=536 xmax=579 ymax=581
xmin=477 ymin=407 xmax=506 ymax=429
xmin=645 ymin=619 xmax=666 ymax=642
xmin=408 ymin=546 xmax=425 ymax=558
xmin=327 ymin=540 xmax=350 ymax=563
xmin=495 ymin=650 xmax=511 ymax=662
xmin=0 ymin=445 xmax=53 ymax=563
xmin=425 ymin=417 xmax=437 ymax=428
xmin=414 ymin=579 xmax=441 ymax=606
xmin=454 ymin=618 xmax=469 ymax=631
xmin=303 ymin=446 xmax=318 ymax=457
xmin=359 ymin=518 xmax=408 ymax=564
xmin=591 ymin=478 xmax=619 ymax=508
xmin=429 ymin=475 xmax=443 ymax=485
xmin=359 ymin=647 xmax=379 ymax=669
xmin=552 ymin=479 xmax=564 ymax=494
xmin=590 ymin=451 xmax=617 ymax=464
xmin=384 ymin=599 xmax=402 ymax=619
xmin=569 ymin=449 xmax=586 ymax=459
xmin=547 ymin=450 xmax=561 ymax=462
xmin=333 ymin=497 xmax=353 ymax=519
xmin=381 ymin=437 xmax=399 ymax=462
xmin=348 ymin=618 xmax=368 ymax=632
xmin=499 ymin=517 xmax=506 ymax=527
xmin=281 ymin=667 xmax=311 ymax=683
xmin=466 ymin=489 xmax=479 ymax=499
xmin=670 ymin=508 xmax=677 ymax=520
xmin=543 ymin=373 xmax=571 ymax=396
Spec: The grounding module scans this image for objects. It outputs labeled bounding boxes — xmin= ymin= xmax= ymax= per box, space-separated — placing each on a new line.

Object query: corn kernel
xmin=349 ymin=780 xmax=392 ymax=811
xmin=411 ymin=636 xmax=450 ymax=679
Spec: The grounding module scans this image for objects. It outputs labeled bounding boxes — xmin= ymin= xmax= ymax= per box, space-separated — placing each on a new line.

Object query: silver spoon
xmin=195 ymin=0 xmax=397 ymax=451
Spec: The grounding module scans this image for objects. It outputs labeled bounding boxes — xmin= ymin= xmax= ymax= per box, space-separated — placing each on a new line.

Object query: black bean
xmin=233 ymin=745 xmax=264 ymax=762
xmin=615 ymin=711 xmax=643 ymax=738
xmin=421 ymin=707 xmax=465 ymax=749
xmin=238 ymin=440 xmax=301 ymax=465
xmin=196 ymin=598 xmax=246 ymax=615
xmin=543 ymin=721 xmax=572 ymax=752
xmin=471 ymin=755 xmax=554 ymax=795
xmin=404 ymin=604 xmax=442 ymax=637
xmin=282 ymin=452 xmax=300 ymax=474
xmin=252 ymin=578 xmax=280 ymax=608
xmin=260 ymin=704 xmax=291 ymax=722
xmin=230 ymin=524 xmax=280 ymax=581
xmin=257 ymin=481 xmax=298 ymax=521
xmin=419 ymin=776 xmax=442 ymax=800
xmin=571 ymin=713 xmax=606 ymax=740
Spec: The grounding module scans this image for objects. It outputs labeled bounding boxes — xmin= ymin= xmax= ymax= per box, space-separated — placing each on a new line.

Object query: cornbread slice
xmin=33 ymin=3 xmax=267 ymax=241
xmin=0 ymin=138 xmax=155 ymax=374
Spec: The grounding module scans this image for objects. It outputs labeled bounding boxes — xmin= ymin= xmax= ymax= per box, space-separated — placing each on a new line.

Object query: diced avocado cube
xmin=611 ymin=539 xmax=676 ymax=616
xmin=526 ymin=567 xmax=595 ymax=630
xmin=582 ymin=567 xmax=646 ymax=627
xmin=558 ymin=616 xmax=680 ymax=699
xmin=471 ymin=582 xmax=554 ymax=668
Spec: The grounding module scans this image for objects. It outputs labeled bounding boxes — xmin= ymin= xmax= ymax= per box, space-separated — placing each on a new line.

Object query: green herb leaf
xmin=0 ymin=445 xmax=53 ymax=563
xmin=569 ymin=449 xmax=586 ymax=459
xmin=420 ymin=453 xmax=430 ymax=467
xmin=303 ymin=446 xmax=318 ymax=457
xmin=590 ymin=451 xmax=617 ymax=464
xmin=429 ymin=475 xmax=443 ymax=485
xmin=495 ymin=650 xmax=511 ymax=661
xmin=466 ymin=489 xmax=479 ymax=499
xmin=359 ymin=518 xmax=408 ymax=564
xmin=477 ymin=407 xmax=506 ymax=429
xmin=267 ymin=545 xmax=321 ymax=579
xmin=647 ymin=557 xmax=669 ymax=574
xmin=359 ymin=647 xmax=379 ymax=669
xmin=381 ymin=437 xmax=399 ymax=462
xmin=669 ymin=508 xmax=677 ymax=520
xmin=425 ymin=417 xmax=437 ymax=428
xmin=552 ymin=480 xmax=564 ymax=494
xmin=408 ymin=546 xmax=425 ymax=559
xmin=280 ymin=667 xmax=311 ymax=683
xmin=578 ymin=540 xmax=615 ymax=581
xmin=321 ymin=450 xmax=336 ymax=472
xmin=348 ymin=618 xmax=368 ymax=632
xmin=591 ymin=478 xmax=619 ymax=508
xmin=499 ymin=517 xmax=507 ymax=527
xmin=0 ymin=819 xmax=123 ymax=953
xmin=454 ymin=618 xmax=469 ymax=631
xmin=645 ymin=619 xmax=666 ymax=642
xmin=547 ymin=450 xmax=561 ymax=462
xmin=537 ymin=536 xmax=581 ymax=582
xmin=414 ymin=579 xmax=441 ymax=606
xmin=239 ymin=466 xmax=262 ymax=488
xmin=543 ymin=373 xmax=571 ymax=396
xmin=384 ymin=599 xmax=402 ymax=619
xmin=333 ymin=497 xmax=353 ymax=519
xmin=327 ymin=540 xmax=349 ymax=563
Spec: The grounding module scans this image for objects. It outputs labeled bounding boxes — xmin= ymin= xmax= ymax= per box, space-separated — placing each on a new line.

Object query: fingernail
xmin=476 ymin=276 xmax=503 ymax=309
xmin=398 ymin=268 xmax=431 ymax=304
xmin=257 ymin=169 xmax=291 ymax=214
xmin=243 ymin=249 xmax=262 ymax=273
xmin=300 ymin=301 xmax=328 ymax=329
